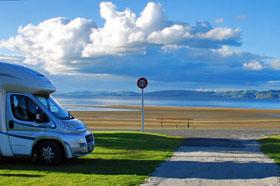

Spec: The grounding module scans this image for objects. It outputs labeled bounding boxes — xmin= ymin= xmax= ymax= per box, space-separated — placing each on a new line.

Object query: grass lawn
xmin=259 ymin=136 xmax=280 ymax=165
xmin=0 ymin=131 xmax=182 ymax=186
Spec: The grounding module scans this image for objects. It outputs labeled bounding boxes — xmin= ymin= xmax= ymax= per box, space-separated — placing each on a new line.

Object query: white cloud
xmin=147 ymin=24 xmax=191 ymax=44
xmin=215 ymin=18 xmax=224 ymax=24
xmin=0 ymin=17 xmax=95 ymax=73
xmin=0 ymin=54 xmax=24 ymax=63
xmin=82 ymin=2 xmax=144 ymax=57
xmin=161 ymin=44 xmax=188 ymax=53
xmin=242 ymin=59 xmax=280 ymax=71
xmin=211 ymin=46 xmax=235 ymax=57
xmin=269 ymin=59 xmax=280 ymax=70
xmin=198 ymin=27 xmax=240 ymax=41
xmin=0 ymin=1 xmax=242 ymax=74
xmin=136 ymin=2 xmax=168 ymax=33
xmin=267 ymin=80 xmax=280 ymax=85
xmin=243 ymin=60 xmax=264 ymax=71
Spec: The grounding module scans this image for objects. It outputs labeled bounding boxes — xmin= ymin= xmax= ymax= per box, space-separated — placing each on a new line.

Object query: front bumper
xmin=65 ymin=131 xmax=95 ymax=157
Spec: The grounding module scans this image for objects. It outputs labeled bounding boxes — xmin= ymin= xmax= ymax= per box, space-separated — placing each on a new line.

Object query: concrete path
xmin=143 ymin=138 xmax=280 ymax=186
xmin=148 ymin=129 xmax=280 ymax=139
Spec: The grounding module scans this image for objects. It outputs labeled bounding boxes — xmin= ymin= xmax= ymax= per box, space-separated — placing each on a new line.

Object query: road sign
xmin=137 ymin=77 xmax=148 ymax=89
xmin=137 ymin=77 xmax=148 ymax=132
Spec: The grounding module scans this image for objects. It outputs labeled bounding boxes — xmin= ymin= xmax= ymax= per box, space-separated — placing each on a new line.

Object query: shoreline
xmin=57 ymin=95 xmax=280 ymax=110
xmin=65 ymin=104 xmax=280 ymax=112
xmin=100 ymin=104 xmax=280 ymax=112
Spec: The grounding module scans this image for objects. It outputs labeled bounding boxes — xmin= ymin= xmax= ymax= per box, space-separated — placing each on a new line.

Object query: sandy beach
xmin=71 ymin=106 xmax=280 ymax=130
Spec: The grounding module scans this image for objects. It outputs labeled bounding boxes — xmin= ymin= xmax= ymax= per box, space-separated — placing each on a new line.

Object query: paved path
xmin=148 ymin=129 xmax=280 ymax=139
xmin=143 ymin=138 xmax=280 ymax=186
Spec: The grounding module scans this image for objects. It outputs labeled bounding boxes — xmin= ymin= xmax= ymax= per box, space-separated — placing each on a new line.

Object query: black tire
xmin=37 ymin=141 xmax=64 ymax=165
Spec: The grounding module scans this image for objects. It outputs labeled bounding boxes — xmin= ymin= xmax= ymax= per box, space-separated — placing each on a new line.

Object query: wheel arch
xmin=32 ymin=137 xmax=68 ymax=158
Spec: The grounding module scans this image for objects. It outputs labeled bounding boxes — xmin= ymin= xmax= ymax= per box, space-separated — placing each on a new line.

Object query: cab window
xmin=10 ymin=95 xmax=49 ymax=123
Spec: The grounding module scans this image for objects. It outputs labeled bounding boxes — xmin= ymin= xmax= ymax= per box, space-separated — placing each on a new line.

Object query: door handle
xmin=9 ymin=120 xmax=14 ymax=129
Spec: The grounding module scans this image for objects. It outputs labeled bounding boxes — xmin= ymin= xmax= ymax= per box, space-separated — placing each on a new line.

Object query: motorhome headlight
xmin=65 ymin=123 xmax=77 ymax=131
xmin=64 ymin=122 xmax=87 ymax=131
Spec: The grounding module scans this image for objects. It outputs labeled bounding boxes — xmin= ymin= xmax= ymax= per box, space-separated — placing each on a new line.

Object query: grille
xmin=85 ymin=134 xmax=93 ymax=143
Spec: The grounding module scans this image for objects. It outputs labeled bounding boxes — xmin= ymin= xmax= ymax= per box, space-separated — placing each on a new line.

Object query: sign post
xmin=137 ymin=77 xmax=148 ymax=132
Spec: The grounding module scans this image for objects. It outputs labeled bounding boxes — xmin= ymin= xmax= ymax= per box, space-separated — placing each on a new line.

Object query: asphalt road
xmin=143 ymin=129 xmax=280 ymax=186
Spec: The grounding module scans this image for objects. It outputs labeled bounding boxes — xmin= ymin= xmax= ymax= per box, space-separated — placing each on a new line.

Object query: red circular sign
xmin=137 ymin=77 xmax=148 ymax=89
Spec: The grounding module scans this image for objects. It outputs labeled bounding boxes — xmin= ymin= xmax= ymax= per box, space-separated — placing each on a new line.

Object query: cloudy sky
xmin=0 ymin=0 xmax=280 ymax=92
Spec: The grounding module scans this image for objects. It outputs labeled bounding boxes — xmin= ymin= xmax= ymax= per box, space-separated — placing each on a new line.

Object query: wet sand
xmin=70 ymin=106 xmax=280 ymax=130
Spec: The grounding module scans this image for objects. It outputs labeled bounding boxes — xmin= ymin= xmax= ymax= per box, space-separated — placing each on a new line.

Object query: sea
xmin=55 ymin=96 xmax=280 ymax=111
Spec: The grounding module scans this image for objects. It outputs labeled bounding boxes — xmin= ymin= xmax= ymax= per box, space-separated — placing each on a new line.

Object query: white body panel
xmin=0 ymin=89 xmax=13 ymax=156
xmin=0 ymin=62 xmax=55 ymax=95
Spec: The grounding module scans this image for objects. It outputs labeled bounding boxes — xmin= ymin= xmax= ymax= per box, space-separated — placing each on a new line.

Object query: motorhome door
xmin=6 ymin=93 xmax=48 ymax=155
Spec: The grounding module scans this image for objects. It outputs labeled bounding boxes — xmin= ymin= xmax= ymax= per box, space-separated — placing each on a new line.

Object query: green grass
xmin=0 ymin=131 xmax=182 ymax=186
xmin=259 ymin=136 xmax=280 ymax=165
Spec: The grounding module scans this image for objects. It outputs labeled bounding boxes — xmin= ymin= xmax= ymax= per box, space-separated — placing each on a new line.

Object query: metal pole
xmin=141 ymin=88 xmax=144 ymax=132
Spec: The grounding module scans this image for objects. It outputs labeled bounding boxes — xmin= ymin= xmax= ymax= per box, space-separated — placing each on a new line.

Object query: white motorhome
xmin=0 ymin=62 xmax=94 ymax=164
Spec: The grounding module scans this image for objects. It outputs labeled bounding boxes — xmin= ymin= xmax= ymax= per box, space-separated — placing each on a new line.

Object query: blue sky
xmin=0 ymin=0 xmax=280 ymax=92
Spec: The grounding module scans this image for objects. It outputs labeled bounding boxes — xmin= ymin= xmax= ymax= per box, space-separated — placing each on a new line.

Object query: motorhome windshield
xmin=35 ymin=96 xmax=73 ymax=120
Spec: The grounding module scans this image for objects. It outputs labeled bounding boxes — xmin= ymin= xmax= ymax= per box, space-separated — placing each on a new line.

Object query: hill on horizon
xmin=54 ymin=89 xmax=280 ymax=100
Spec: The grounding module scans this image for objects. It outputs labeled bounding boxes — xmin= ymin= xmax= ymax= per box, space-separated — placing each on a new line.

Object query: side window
xmin=11 ymin=95 xmax=49 ymax=123
xmin=36 ymin=96 xmax=58 ymax=113
xmin=49 ymin=101 xmax=60 ymax=113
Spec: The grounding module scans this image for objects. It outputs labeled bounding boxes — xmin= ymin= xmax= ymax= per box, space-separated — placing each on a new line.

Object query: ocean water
xmin=55 ymin=96 xmax=280 ymax=111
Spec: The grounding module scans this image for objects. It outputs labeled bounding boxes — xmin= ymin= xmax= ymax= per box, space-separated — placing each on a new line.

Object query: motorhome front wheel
xmin=37 ymin=141 xmax=64 ymax=165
